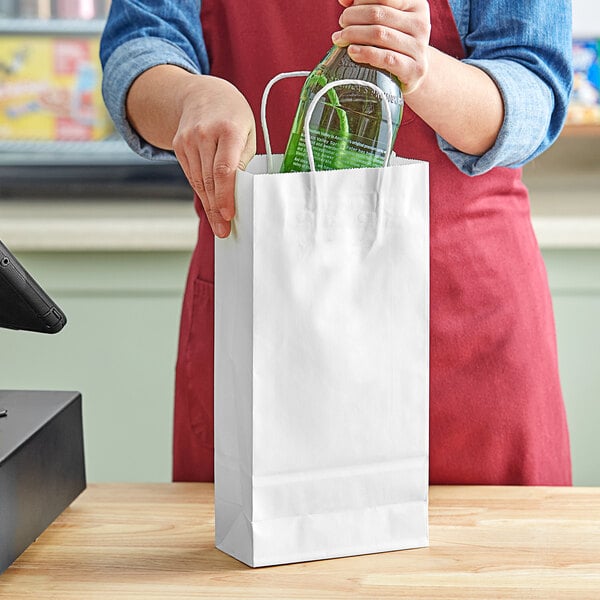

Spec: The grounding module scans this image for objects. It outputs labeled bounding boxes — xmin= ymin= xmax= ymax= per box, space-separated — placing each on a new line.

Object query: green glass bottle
xmin=280 ymin=45 xmax=403 ymax=173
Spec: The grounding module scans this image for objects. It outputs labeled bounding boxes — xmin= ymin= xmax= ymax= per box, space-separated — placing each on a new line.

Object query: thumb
xmin=239 ymin=128 xmax=257 ymax=171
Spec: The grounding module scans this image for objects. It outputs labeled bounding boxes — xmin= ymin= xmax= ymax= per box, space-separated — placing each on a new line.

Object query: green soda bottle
xmin=280 ymin=45 xmax=403 ymax=173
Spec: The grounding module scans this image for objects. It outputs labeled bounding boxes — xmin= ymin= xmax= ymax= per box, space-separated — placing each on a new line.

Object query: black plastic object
xmin=0 ymin=390 xmax=86 ymax=574
xmin=0 ymin=240 xmax=67 ymax=333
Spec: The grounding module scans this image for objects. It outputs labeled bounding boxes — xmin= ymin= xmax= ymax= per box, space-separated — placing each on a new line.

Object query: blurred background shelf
xmin=0 ymin=139 xmax=191 ymax=200
xmin=0 ymin=18 xmax=105 ymax=35
xmin=562 ymin=124 xmax=600 ymax=137
xmin=0 ymin=138 xmax=153 ymax=166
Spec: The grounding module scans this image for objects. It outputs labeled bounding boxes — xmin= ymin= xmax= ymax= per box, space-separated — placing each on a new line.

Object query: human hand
xmin=333 ymin=0 xmax=431 ymax=95
xmin=172 ymin=75 xmax=256 ymax=238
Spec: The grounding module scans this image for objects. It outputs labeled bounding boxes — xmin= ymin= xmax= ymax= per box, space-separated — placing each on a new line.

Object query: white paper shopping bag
xmin=214 ymin=77 xmax=429 ymax=567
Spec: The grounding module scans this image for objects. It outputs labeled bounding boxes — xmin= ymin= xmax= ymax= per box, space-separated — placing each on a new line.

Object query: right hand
xmin=172 ymin=75 xmax=256 ymax=238
xmin=335 ymin=0 xmax=431 ymax=95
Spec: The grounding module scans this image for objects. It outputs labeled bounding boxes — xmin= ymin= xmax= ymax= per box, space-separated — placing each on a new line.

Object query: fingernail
xmin=214 ymin=223 xmax=227 ymax=238
xmin=332 ymin=31 xmax=341 ymax=42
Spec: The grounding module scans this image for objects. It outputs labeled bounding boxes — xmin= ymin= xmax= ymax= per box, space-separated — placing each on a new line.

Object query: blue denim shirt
xmin=100 ymin=0 xmax=572 ymax=176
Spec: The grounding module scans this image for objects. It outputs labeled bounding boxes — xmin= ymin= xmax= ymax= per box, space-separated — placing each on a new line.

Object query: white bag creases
xmin=214 ymin=75 xmax=429 ymax=567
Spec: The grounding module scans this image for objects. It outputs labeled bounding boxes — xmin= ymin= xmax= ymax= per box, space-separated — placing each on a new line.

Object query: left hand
xmin=333 ymin=0 xmax=431 ymax=94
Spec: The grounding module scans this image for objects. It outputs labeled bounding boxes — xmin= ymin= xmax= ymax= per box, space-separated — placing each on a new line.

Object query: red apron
xmin=173 ymin=0 xmax=572 ymax=485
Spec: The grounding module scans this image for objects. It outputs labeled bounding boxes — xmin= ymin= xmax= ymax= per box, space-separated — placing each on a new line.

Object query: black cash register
xmin=0 ymin=240 xmax=85 ymax=575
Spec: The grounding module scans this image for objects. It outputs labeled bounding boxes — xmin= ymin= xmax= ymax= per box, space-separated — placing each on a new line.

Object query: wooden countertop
xmin=0 ymin=484 xmax=598 ymax=599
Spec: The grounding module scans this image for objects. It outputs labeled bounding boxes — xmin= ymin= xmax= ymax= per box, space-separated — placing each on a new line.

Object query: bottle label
xmin=291 ymin=128 xmax=387 ymax=171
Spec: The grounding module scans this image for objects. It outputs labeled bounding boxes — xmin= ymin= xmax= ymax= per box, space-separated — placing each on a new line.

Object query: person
xmin=100 ymin=0 xmax=573 ymax=485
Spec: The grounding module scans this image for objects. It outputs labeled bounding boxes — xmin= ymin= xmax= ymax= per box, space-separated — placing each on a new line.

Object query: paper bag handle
xmin=261 ymin=72 xmax=395 ymax=174
xmin=261 ymin=71 xmax=311 ymax=174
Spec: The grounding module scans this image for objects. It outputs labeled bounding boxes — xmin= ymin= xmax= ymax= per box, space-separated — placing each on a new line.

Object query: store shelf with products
xmin=0 ymin=10 xmax=191 ymax=200
xmin=0 ymin=0 xmax=110 ymax=22
xmin=0 ymin=14 xmax=111 ymax=155
xmin=0 ymin=17 xmax=105 ymax=35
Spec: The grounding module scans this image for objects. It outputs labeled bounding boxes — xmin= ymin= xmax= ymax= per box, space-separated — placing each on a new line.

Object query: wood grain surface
xmin=0 ymin=484 xmax=598 ymax=599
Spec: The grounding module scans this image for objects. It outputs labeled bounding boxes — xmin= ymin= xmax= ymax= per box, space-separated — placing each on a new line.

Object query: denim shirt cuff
xmin=436 ymin=58 xmax=552 ymax=176
xmin=102 ymin=37 xmax=201 ymax=162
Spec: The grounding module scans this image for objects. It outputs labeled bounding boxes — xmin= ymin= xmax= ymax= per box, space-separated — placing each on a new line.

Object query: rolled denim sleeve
xmin=99 ymin=0 xmax=209 ymax=161
xmin=440 ymin=0 xmax=573 ymax=176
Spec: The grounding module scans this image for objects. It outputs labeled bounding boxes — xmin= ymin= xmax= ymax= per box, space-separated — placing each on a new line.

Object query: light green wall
xmin=0 ymin=251 xmax=190 ymax=483
xmin=1 ymin=248 xmax=598 ymax=485
xmin=543 ymin=249 xmax=600 ymax=486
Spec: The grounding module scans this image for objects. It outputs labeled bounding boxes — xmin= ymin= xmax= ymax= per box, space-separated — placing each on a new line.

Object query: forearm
xmin=126 ymin=64 xmax=200 ymax=150
xmin=404 ymin=47 xmax=504 ymax=156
